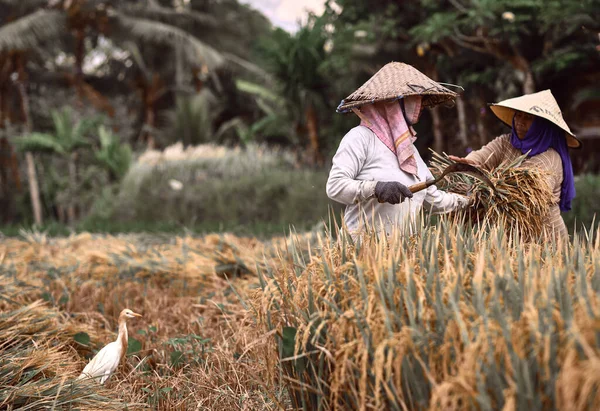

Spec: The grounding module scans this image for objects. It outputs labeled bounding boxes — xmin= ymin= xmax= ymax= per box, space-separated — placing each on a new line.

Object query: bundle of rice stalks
xmin=430 ymin=151 xmax=554 ymax=240
xmin=251 ymin=221 xmax=600 ymax=410
xmin=0 ymin=301 xmax=123 ymax=410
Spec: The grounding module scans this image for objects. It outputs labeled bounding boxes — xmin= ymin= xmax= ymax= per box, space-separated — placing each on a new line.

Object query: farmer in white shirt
xmin=326 ymin=62 xmax=469 ymax=238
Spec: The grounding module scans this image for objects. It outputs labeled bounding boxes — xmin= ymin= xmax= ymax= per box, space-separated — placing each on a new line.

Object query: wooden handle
xmin=408 ymin=180 xmax=434 ymax=193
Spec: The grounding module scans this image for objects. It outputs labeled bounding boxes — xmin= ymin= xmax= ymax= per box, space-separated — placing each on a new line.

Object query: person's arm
xmin=450 ymin=135 xmax=510 ymax=170
xmin=326 ymin=128 xmax=378 ymax=205
xmin=422 ymin=168 xmax=470 ymax=214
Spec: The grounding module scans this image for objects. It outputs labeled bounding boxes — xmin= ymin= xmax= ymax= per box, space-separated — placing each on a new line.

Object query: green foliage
xmin=127 ymin=337 xmax=143 ymax=355
xmin=105 ymin=144 xmax=338 ymax=231
xmin=15 ymin=107 xmax=99 ymax=156
xmin=255 ymin=17 xmax=330 ymax=114
xmin=167 ymin=90 xmax=218 ymax=146
xmin=165 ymin=334 xmax=211 ymax=368
xmin=14 ymin=132 xmax=66 ymax=154
xmin=563 ymin=174 xmax=600 ymax=233
xmin=94 ymin=125 xmax=132 ymax=180
xmin=74 ymin=331 xmax=91 ymax=346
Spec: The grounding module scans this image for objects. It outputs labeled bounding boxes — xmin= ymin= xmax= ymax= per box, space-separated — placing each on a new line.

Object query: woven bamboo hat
xmin=490 ymin=89 xmax=581 ymax=149
xmin=336 ymin=62 xmax=458 ymax=113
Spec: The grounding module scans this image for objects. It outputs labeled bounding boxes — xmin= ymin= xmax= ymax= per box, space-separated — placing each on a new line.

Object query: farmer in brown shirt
xmin=451 ymin=90 xmax=580 ymax=243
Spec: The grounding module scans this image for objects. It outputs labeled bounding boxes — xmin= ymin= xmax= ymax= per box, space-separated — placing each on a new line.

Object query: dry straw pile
xmin=429 ymin=151 xmax=554 ymax=240
xmin=0 ymin=288 xmax=122 ymax=410
xmin=0 ymin=231 xmax=320 ymax=409
xmin=253 ymin=220 xmax=600 ymax=410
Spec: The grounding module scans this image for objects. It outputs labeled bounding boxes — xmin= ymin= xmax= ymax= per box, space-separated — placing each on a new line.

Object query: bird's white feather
xmin=78 ymin=340 xmax=123 ymax=383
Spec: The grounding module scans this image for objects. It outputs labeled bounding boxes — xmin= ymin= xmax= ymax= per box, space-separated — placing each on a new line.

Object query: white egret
xmin=78 ymin=308 xmax=142 ymax=384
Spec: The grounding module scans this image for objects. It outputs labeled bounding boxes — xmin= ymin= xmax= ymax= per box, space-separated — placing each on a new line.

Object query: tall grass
xmin=99 ymin=143 xmax=337 ymax=230
xmin=253 ymin=217 xmax=600 ymax=410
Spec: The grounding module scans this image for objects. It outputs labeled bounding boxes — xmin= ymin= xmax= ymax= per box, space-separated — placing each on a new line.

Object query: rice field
xmin=2 ymin=219 xmax=600 ymax=410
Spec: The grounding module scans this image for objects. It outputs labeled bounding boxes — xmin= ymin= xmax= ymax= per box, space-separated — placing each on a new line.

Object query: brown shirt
xmin=466 ymin=134 xmax=568 ymax=243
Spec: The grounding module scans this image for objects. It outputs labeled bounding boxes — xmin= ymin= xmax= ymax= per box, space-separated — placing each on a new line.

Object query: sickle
xmin=408 ymin=162 xmax=496 ymax=194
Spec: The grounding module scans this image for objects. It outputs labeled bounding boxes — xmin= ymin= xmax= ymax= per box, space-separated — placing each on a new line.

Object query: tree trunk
xmin=15 ymin=55 xmax=43 ymax=225
xmin=305 ymin=103 xmax=321 ymax=165
xmin=25 ymin=153 xmax=42 ymax=225
xmin=456 ymin=95 xmax=469 ymax=151
xmin=145 ymin=107 xmax=156 ymax=149
xmin=67 ymin=151 xmax=77 ymax=224
xmin=430 ymin=105 xmax=444 ymax=154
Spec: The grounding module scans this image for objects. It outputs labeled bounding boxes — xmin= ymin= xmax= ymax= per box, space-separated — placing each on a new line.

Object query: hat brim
xmin=337 ymin=93 xmax=456 ymax=113
xmin=490 ymin=105 xmax=582 ymax=149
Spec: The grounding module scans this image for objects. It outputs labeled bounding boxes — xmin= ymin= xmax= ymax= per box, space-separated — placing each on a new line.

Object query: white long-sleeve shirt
xmin=326 ymin=126 xmax=468 ymax=236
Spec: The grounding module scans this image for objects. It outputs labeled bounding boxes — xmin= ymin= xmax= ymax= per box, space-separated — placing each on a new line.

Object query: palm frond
xmin=50 ymin=108 xmax=96 ymax=151
xmin=224 ymin=52 xmax=273 ymax=83
xmin=235 ymin=79 xmax=282 ymax=105
xmin=14 ymin=133 xmax=65 ymax=154
xmin=0 ymin=9 xmax=66 ymax=52
xmin=94 ymin=125 xmax=132 ymax=180
xmin=118 ymin=2 xmax=218 ymax=30
xmin=108 ymin=13 xmax=224 ymax=70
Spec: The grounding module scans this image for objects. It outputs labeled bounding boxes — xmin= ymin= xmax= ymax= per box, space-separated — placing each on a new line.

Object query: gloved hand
xmin=374 ymin=181 xmax=413 ymax=205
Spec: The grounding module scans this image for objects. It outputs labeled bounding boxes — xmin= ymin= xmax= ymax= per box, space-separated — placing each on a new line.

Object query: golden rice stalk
xmin=251 ymin=221 xmax=600 ymax=410
xmin=429 ymin=150 xmax=554 ymax=241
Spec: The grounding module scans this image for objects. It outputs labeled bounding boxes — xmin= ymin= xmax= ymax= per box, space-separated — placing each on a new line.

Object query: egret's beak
xmin=132 ymin=312 xmax=142 ymax=317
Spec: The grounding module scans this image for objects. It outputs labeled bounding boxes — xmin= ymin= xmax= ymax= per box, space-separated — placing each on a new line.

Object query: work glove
xmin=374 ymin=181 xmax=413 ymax=205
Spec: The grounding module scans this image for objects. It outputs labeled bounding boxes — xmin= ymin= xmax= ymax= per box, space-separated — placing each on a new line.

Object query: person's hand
xmin=374 ymin=181 xmax=413 ymax=205
xmin=455 ymin=193 xmax=474 ymax=208
xmin=448 ymin=155 xmax=478 ymax=166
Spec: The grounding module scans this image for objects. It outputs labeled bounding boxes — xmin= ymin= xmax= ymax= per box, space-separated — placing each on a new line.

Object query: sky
xmin=241 ymin=0 xmax=328 ymax=32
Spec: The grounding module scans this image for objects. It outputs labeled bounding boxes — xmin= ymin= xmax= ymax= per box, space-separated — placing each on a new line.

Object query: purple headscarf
xmin=510 ymin=115 xmax=575 ymax=211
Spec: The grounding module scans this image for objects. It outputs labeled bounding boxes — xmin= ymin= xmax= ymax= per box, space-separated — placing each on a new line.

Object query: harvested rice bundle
xmin=429 ymin=150 xmax=554 ymax=240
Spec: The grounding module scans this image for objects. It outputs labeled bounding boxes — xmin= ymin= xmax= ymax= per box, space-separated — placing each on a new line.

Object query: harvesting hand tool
xmin=408 ymin=162 xmax=496 ymax=194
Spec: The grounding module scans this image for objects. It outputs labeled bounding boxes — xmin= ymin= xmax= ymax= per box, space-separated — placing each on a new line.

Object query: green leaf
xmin=127 ymin=337 xmax=142 ymax=355
xmin=14 ymin=133 xmax=65 ymax=154
xmin=170 ymin=350 xmax=184 ymax=367
xmin=74 ymin=332 xmax=90 ymax=346
xmin=281 ymin=326 xmax=297 ymax=359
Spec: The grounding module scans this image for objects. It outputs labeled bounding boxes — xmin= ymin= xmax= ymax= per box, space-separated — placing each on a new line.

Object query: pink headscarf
xmin=353 ymin=96 xmax=423 ymax=176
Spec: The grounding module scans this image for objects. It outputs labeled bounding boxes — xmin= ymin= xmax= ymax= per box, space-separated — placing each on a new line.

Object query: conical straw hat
xmin=490 ymin=89 xmax=581 ymax=148
xmin=336 ymin=62 xmax=457 ymax=113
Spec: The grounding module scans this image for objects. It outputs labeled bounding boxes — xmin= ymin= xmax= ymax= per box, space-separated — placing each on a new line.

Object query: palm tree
xmin=0 ymin=0 xmax=227 ymax=222
xmin=256 ymin=19 xmax=331 ymax=164
xmin=14 ymin=107 xmax=99 ymax=223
